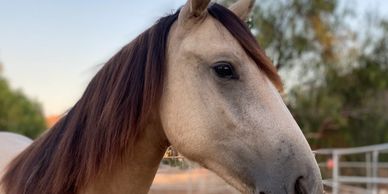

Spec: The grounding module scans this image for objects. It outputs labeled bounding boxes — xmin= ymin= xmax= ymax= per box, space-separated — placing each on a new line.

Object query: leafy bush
xmin=0 ymin=76 xmax=46 ymax=139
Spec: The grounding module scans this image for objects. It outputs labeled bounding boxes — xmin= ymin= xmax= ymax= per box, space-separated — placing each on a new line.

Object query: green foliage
xmin=291 ymin=63 xmax=388 ymax=148
xmin=290 ymin=21 xmax=388 ymax=148
xmin=251 ymin=0 xmax=345 ymax=70
xmin=0 ymin=75 xmax=46 ymax=139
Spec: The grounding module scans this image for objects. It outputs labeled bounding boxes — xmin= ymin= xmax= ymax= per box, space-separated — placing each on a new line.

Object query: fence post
xmin=372 ymin=150 xmax=379 ymax=194
xmin=366 ymin=152 xmax=372 ymax=192
xmin=332 ymin=151 xmax=339 ymax=194
xmin=188 ymin=159 xmax=193 ymax=194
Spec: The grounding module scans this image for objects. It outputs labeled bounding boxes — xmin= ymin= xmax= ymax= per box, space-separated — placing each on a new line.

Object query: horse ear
xmin=179 ymin=0 xmax=210 ymax=23
xmin=229 ymin=0 xmax=256 ymax=21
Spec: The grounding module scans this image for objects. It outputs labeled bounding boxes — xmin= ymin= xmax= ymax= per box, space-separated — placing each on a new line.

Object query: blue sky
xmin=1 ymin=0 xmax=388 ymax=115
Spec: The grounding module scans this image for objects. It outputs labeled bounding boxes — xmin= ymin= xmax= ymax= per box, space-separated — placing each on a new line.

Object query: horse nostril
xmin=295 ymin=176 xmax=307 ymax=194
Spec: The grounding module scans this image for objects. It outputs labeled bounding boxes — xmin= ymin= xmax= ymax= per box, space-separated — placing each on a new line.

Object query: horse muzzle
xmin=251 ymin=163 xmax=324 ymax=194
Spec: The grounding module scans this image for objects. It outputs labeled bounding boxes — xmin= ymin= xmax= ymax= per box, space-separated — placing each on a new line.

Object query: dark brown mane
xmin=1 ymin=3 xmax=281 ymax=194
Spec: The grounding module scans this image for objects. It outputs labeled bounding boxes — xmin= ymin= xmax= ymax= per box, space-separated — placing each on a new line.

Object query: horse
xmin=0 ymin=132 xmax=32 ymax=178
xmin=0 ymin=0 xmax=324 ymax=193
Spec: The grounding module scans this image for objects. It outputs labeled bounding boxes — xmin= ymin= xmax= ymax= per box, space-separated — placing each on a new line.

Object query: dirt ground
xmin=149 ymin=168 xmax=239 ymax=194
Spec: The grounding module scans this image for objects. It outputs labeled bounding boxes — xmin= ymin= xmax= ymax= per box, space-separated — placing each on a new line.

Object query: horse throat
xmin=81 ymin=118 xmax=169 ymax=194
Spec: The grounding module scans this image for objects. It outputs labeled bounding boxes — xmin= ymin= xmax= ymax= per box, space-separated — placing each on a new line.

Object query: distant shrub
xmin=0 ymin=76 xmax=46 ymax=139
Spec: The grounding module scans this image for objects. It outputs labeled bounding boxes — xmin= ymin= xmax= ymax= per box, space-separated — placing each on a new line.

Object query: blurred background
xmin=1 ymin=0 xmax=388 ymax=193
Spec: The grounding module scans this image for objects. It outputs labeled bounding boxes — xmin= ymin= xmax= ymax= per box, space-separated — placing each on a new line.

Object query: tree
xmin=290 ymin=19 xmax=388 ymax=148
xmin=0 ymin=71 xmax=46 ymax=139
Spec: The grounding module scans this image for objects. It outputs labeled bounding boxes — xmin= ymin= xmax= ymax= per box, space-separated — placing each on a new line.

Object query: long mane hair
xmin=1 ymin=3 xmax=282 ymax=194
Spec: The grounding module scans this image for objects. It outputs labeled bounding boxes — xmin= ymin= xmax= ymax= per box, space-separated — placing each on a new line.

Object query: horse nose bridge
xmin=276 ymin=139 xmax=319 ymax=174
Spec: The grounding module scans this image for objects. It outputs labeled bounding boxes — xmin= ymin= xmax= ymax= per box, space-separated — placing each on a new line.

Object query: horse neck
xmin=81 ymin=118 xmax=169 ymax=194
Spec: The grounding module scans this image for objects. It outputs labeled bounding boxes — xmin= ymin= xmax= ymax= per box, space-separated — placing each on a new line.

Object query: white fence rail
xmin=314 ymin=143 xmax=388 ymax=194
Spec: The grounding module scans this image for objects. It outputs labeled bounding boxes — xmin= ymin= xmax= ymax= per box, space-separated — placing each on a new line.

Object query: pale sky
xmin=1 ymin=0 xmax=388 ymax=116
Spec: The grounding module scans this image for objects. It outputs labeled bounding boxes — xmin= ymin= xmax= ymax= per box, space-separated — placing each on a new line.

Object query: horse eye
xmin=212 ymin=62 xmax=238 ymax=79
